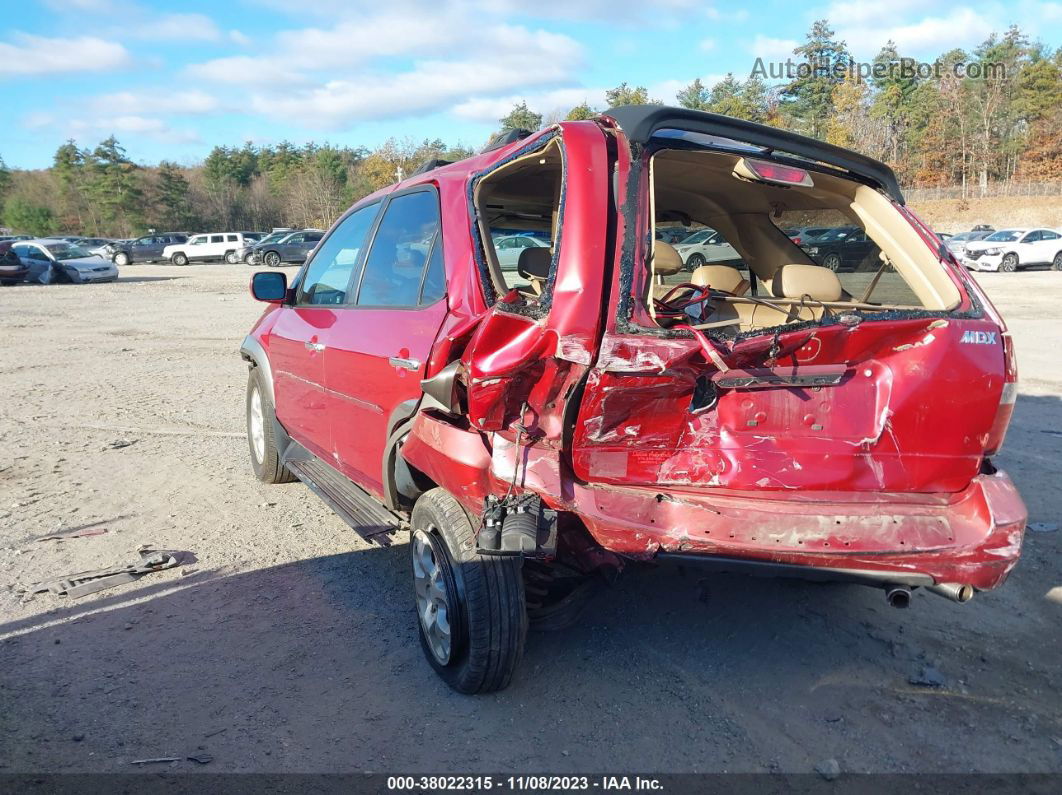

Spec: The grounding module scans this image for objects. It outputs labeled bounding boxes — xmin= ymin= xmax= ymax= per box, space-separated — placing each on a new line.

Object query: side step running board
xmin=283 ymin=445 xmax=402 ymax=546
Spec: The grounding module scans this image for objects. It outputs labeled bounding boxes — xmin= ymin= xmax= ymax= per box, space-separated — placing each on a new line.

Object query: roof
xmin=603 ymin=105 xmax=905 ymax=204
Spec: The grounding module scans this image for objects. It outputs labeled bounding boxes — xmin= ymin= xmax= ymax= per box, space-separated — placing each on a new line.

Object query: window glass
xmin=1043 ymin=230 xmax=1060 ymax=240
xmin=357 ymin=191 xmax=439 ymax=307
xmin=420 ymin=238 xmax=446 ymax=305
xmin=227 ymin=234 xmax=238 ymax=242
xmin=286 ymin=233 xmax=304 ymax=244
xmin=305 ymin=232 xmax=323 ymax=243
xmin=298 ymin=203 xmax=380 ymax=306
xmin=135 ymin=237 xmax=153 ymax=246
xmin=189 ymin=236 xmax=205 ymax=245
xmin=210 ymin=235 xmax=224 ymax=244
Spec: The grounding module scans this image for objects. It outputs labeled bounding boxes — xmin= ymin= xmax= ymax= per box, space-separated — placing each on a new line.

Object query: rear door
xmin=269 ymin=208 xmax=379 ymax=460
xmin=324 ymin=188 xmax=448 ymax=497
xmin=279 ymin=233 xmax=305 ymax=262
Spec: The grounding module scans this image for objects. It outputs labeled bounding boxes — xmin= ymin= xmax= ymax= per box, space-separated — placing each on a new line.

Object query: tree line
xmin=1 ymin=19 xmax=1058 ymax=238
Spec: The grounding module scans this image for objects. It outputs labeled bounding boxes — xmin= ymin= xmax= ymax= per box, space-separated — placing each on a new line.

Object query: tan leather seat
xmin=771 ymin=263 xmax=843 ymax=302
xmin=690 ymin=264 xmax=750 ymax=295
xmin=652 ymin=242 xmax=685 ymax=300
xmin=517 ymin=247 xmax=551 ymax=295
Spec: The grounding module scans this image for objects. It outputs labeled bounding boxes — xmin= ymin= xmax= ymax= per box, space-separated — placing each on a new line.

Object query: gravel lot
xmin=0 ymin=263 xmax=1059 ymax=774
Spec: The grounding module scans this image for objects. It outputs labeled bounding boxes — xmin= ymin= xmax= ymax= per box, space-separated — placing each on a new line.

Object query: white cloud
xmin=97 ymin=89 xmax=220 ymax=115
xmin=453 ymin=88 xmax=607 ymax=124
xmin=67 ymin=115 xmax=201 ymax=144
xmin=699 ymin=38 xmax=716 ymax=53
xmin=131 ymin=12 xmax=223 ymax=42
xmin=229 ymin=30 xmax=252 ymax=46
xmin=831 ymin=7 xmax=998 ymax=57
xmin=0 ymin=33 xmax=131 ymax=77
xmin=747 ymin=35 xmax=799 ymax=61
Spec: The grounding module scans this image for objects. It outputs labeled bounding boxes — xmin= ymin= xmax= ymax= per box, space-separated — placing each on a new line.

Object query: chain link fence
xmin=904 ymin=181 xmax=1062 ymax=202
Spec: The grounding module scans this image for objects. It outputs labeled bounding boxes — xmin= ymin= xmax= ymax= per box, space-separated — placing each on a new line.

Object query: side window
xmin=357 ymin=190 xmax=439 ymax=308
xmin=189 ymin=236 xmax=205 ymax=246
xmin=1022 ymin=231 xmax=1040 ymax=243
xmin=286 ymin=233 xmax=304 ymax=244
xmin=135 ymin=237 xmax=153 ymax=247
xmin=226 ymin=234 xmax=238 ymax=242
xmin=1042 ymin=230 xmax=1060 ymax=240
xmin=305 ymin=232 xmax=323 ymax=243
xmin=210 ymin=235 xmax=224 ymax=244
xmin=419 ymin=238 xmax=446 ymax=305
xmin=298 ymin=203 xmax=380 ymax=306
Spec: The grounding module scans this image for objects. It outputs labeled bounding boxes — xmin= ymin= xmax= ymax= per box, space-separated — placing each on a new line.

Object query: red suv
xmin=242 ymin=106 xmax=1026 ymax=693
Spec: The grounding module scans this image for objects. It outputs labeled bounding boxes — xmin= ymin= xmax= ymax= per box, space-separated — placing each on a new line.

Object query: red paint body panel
xmin=250 ymin=115 xmax=1027 ymax=593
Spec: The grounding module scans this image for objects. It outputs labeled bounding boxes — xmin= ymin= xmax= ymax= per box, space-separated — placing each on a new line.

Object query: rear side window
xmin=227 ymin=234 xmax=238 ymax=242
xmin=357 ymin=190 xmax=439 ymax=307
xmin=298 ymin=203 xmax=380 ymax=306
xmin=210 ymin=235 xmax=224 ymax=244
xmin=419 ymin=239 xmax=445 ymax=305
xmin=305 ymin=232 xmax=323 ymax=243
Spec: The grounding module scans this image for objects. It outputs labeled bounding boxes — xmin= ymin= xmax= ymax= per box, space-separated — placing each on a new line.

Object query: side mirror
xmin=250 ymin=271 xmax=288 ymax=303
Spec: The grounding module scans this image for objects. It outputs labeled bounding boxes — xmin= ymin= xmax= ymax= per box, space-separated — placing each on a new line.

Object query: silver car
xmin=11 ymin=239 xmax=119 ymax=284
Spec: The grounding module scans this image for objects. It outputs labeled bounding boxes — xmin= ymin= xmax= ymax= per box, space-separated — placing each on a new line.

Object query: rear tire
xmin=246 ymin=367 xmax=296 ymax=484
xmin=244 ymin=252 xmax=256 ymax=265
xmin=1000 ymin=253 xmax=1018 ymax=272
xmin=411 ymin=488 xmax=527 ymax=694
xmin=1052 ymin=252 xmax=1062 ymax=271
xmin=171 ymin=252 xmax=189 ymax=266
xmin=225 ymin=251 xmax=238 ymax=264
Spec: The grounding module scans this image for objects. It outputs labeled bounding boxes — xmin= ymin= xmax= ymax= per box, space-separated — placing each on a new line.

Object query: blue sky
xmin=2 ymin=0 xmax=1060 ymax=169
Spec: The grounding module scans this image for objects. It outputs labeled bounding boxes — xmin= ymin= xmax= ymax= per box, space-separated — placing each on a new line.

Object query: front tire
xmin=225 ymin=251 xmax=238 ymax=264
xmin=263 ymin=251 xmax=281 ymax=267
xmin=686 ymin=253 xmax=706 ymax=270
xmin=246 ymin=368 xmax=296 ymax=484
xmin=244 ymin=252 xmax=256 ymax=265
xmin=113 ymin=252 xmax=129 ymax=266
xmin=171 ymin=252 xmax=189 ymax=266
xmin=1000 ymin=253 xmax=1018 ymax=273
xmin=411 ymin=489 xmax=527 ymax=694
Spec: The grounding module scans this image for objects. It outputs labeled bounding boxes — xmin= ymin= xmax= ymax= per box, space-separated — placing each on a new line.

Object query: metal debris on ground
xmin=130 ymin=757 xmax=181 ymax=765
xmin=1028 ymin=522 xmax=1059 ymax=533
xmin=909 ymin=664 xmax=947 ymax=688
xmin=106 ymin=439 xmax=137 ymax=449
xmin=187 ymin=753 xmax=214 ymax=765
xmin=36 ymin=526 xmax=109 ymax=542
xmin=23 ymin=547 xmax=189 ymax=599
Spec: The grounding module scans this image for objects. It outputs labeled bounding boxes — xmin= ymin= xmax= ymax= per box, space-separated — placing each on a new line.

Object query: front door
xmin=325 ymin=188 xmax=448 ymax=497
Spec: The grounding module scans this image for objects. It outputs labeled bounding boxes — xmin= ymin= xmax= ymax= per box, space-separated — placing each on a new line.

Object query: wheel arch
xmin=382 ymin=397 xmax=437 ymax=511
xmin=239 ymin=334 xmax=275 ymax=406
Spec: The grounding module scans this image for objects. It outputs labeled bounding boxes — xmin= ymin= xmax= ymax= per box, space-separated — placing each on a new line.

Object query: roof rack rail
xmin=410 ymin=158 xmax=454 ymax=177
xmin=480 ymin=128 xmax=533 ymax=154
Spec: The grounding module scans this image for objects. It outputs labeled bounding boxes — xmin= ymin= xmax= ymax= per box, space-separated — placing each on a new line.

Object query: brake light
xmin=790 ymin=236 xmax=802 ymax=245
xmin=739 ymin=158 xmax=814 ymax=187
xmin=985 ymin=333 xmax=1017 ymax=455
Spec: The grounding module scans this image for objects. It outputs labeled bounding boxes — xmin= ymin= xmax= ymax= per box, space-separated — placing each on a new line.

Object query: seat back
xmin=517 ymin=247 xmax=551 ymax=295
xmin=690 ymin=264 xmax=750 ymax=295
xmin=771 ymin=263 xmax=843 ymax=302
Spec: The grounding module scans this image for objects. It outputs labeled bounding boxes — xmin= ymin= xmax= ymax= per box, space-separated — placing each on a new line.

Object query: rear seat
xmin=703 ymin=264 xmax=846 ymax=331
xmin=517 ymin=247 xmax=551 ymax=296
xmin=651 ymin=242 xmax=685 ymax=299
xmin=690 ymin=264 xmax=749 ymax=295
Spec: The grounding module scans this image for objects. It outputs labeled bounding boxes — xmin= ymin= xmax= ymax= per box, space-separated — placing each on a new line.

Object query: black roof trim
xmin=603 ymin=105 xmax=904 ymax=204
xmin=410 ymin=158 xmax=454 ymax=177
xmin=480 ymin=128 xmax=534 ymax=154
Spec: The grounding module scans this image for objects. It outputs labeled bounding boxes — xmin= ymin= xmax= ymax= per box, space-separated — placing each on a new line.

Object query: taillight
xmin=985 ymin=333 xmax=1017 ymax=455
xmin=791 ymin=236 xmax=802 ymax=245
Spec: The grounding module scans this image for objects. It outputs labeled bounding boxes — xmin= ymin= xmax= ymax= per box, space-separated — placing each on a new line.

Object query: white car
xmin=673 ymin=228 xmax=740 ymax=269
xmin=11 ymin=239 xmax=119 ymax=284
xmin=963 ymin=227 xmax=1062 ymax=273
xmin=162 ymin=232 xmax=260 ymax=266
xmin=493 ymin=234 xmax=550 ymax=271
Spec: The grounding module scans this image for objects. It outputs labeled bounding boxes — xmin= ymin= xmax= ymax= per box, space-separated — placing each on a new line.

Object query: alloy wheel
xmin=823 ymin=253 xmax=842 ymax=272
xmin=264 ymin=252 xmax=281 ymax=267
xmin=248 ymin=386 xmax=266 ymax=463
xmin=411 ymin=528 xmax=454 ymax=665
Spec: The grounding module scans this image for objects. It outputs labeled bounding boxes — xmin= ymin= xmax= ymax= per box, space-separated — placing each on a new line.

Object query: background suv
xmin=162 ymin=232 xmax=262 ymax=265
xmin=252 ymin=229 xmax=324 ymax=266
xmin=107 ymin=233 xmax=187 ymax=265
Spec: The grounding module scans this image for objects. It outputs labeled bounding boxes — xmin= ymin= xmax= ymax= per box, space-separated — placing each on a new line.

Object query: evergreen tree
xmin=499 ymin=101 xmax=542 ymax=132
xmin=782 ymin=20 xmax=851 ymax=137
xmin=676 ymin=78 xmax=711 ymax=110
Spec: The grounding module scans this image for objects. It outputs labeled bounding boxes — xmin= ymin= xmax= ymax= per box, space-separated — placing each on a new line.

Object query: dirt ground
xmin=0 ymin=263 xmax=1059 ymax=775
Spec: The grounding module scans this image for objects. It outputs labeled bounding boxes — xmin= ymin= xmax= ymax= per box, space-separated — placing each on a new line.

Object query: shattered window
xmin=474 ymin=138 xmax=563 ymax=303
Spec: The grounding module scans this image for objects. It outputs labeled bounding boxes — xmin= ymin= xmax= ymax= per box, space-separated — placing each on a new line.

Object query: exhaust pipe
xmin=884 ymin=585 xmax=911 ymax=609
xmin=926 ymin=583 xmax=975 ymax=603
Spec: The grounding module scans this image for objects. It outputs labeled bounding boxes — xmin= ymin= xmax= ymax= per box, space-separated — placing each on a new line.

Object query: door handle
xmin=304 ymin=341 xmax=325 ymax=352
xmin=388 ymin=356 xmax=420 ymax=371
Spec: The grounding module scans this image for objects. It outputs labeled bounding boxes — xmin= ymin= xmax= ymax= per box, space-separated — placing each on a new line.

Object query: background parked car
xmin=493 ymin=234 xmax=550 ymax=271
xmin=237 ymin=231 xmax=288 ymax=264
xmin=673 ymin=228 xmax=740 ymax=269
xmin=944 ymin=229 xmax=992 ymax=258
xmin=162 ymin=232 xmax=262 ymax=265
xmin=654 ymin=226 xmax=694 ymax=244
xmin=0 ymin=234 xmax=33 ymax=243
xmin=252 ymin=229 xmax=324 ymax=267
xmin=782 ymin=226 xmax=832 ymax=246
xmin=106 ymin=233 xmax=188 ymax=265
xmin=0 ymin=241 xmax=29 ymax=285
xmin=963 ymin=228 xmax=1062 ymax=272
xmin=59 ymin=236 xmax=115 ymax=256
xmin=802 ymin=226 xmax=880 ymax=272
xmin=11 ymin=239 xmax=119 ymax=283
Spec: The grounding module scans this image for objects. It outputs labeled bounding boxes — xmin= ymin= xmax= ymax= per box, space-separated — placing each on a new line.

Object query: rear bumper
xmin=568 ymin=471 xmax=1027 ymax=591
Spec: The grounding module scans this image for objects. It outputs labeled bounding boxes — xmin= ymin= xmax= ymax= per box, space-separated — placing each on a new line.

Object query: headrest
xmin=771 ymin=263 xmax=842 ymax=302
xmin=690 ymin=265 xmax=749 ymax=294
xmin=517 ymin=246 xmax=551 ymax=280
xmin=653 ymin=242 xmax=683 ymax=276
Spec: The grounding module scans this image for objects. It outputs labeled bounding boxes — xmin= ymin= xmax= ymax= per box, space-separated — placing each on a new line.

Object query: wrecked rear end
xmin=569 ymin=109 xmax=1026 ymax=599
xmin=404 ymin=107 xmax=1026 ymax=605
